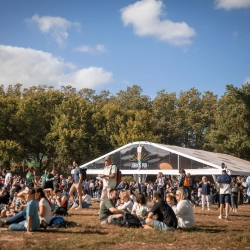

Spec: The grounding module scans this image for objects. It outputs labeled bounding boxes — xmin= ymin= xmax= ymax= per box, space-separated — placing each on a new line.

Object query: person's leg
xmin=82 ymin=202 xmax=91 ymax=208
xmin=219 ymin=194 xmax=224 ymax=218
xmin=207 ymin=195 xmax=210 ymax=210
xmin=75 ymin=185 xmax=83 ymax=209
xmin=8 ymin=220 xmax=26 ymax=231
xmin=100 ymin=187 xmax=108 ymax=208
xmin=6 ymin=210 xmax=26 ymax=225
xmin=69 ymin=184 xmax=78 ymax=209
xmin=201 ymin=195 xmax=205 ymax=210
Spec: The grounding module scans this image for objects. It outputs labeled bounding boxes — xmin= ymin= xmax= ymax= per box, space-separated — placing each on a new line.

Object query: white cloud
xmin=214 ymin=0 xmax=250 ymax=10
xmin=0 ymin=45 xmax=112 ymax=89
xmin=75 ymin=44 xmax=107 ymax=54
xmin=120 ymin=0 xmax=195 ymax=46
xmin=26 ymin=14 xmax=81 ymax=46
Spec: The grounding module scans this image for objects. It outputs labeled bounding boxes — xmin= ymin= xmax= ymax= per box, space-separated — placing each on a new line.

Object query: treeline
xmin=0 ymin=83 xmax=250 ymax=172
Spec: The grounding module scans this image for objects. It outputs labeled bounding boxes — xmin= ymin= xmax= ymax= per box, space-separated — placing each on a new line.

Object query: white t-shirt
xmin=103 ymin=164 xmax=117 ymax=188
xmin=82 ymin=194 xmax=92 ymax=204
xmin=132 ymin=202 xmax=150 ymax=217
xmin=5 ymin=173 xmax=12 ymax=186
xmin=117 ymin=200 xmax=133 ymax=212
xmin=39 ymin=198 xmax=52 ymax=224
xmin=219 ymin=183 xmax=231 ymax=194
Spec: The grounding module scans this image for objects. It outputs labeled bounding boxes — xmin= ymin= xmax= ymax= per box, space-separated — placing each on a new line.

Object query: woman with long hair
xmin=199 ymin=176 xmax=211 ymax=210
xmin=35 ymin=187 xmax=52 ymax=229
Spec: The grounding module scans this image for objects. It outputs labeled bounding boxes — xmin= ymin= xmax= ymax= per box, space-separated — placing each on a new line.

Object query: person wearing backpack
xmin=145 ymin=192 xmax=177 ymax=231
xmin=98 ymin=156 xmax=117 ymax=208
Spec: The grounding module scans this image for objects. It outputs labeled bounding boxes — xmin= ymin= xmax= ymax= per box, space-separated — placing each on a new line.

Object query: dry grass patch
xmin=0 ymin=202 xmax=249 ymax=250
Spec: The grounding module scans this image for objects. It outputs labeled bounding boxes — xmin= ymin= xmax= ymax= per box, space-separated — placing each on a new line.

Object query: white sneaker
xmin=208 ymin=208 xmax=210 ymax=211
xmin=225 ymin=214 xmax=230 ymax=219
xmin=75 ymin=206 xmax=83 ymax=210
xmin=218 ymin=215 xmax=222 ymax=219
xmin=71 ymin=203 xmax=78 ymax=209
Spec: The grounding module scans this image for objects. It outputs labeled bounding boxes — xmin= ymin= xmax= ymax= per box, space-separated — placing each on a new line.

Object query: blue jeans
xmin=6 ymin=210 xmax=26 ymax=225
xmin=8 ymin=220 xmax=26 ymax=231
xmin=152 ymin=220 xmax=175 ymax=231
xmin=82 ymin=202 xmax=91 ymax=208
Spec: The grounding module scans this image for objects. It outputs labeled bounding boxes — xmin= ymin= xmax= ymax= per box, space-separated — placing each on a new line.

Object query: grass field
xmin=0 ymin=201 xmax=250 ymax=250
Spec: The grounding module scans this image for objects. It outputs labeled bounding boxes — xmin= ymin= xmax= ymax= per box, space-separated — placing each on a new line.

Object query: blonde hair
xmin=119 ymin=191 xmax=130 ymax=200
xmin=202 ymin=176 xmax=207 ymax=182
xmin=176 ymin=187 xmax=188 ymax=200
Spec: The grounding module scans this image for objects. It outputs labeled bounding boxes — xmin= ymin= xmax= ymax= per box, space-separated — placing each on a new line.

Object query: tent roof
xmin=80 ymin=141 xmax=250 ymax=176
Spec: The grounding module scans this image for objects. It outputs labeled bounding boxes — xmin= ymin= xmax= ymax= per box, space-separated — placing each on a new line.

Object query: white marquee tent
xmin=80 ymin=141 xmax=250 ymax=177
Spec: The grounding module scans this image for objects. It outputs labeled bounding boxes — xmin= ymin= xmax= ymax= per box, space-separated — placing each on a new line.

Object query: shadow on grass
xmin=42 ymin=229 xmax=108 ymax=235
xmin=179 ymin=226 xmax=225 ymax=234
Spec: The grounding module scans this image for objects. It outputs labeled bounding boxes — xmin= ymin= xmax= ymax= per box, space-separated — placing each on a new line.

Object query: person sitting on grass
xmin=145 ymin=192 xmax=177 ymax=231
xmin=131 ymin=193 xmax=150 ymax=222
xmin=173 ymin=187 xmax=195 ymax=229
xmin=52 ymin=188 xmax=69 ymax=215
xmin=117 ymin=190 xmax=133 ymax=213
xmin=75 ymin=189 xmax=92 ymax=208
xmin=6 ymin=187 xmax=40 ymax=234
xmin=35 ymin=187 xmax=52 ymax=229
xmin=99 ymin=188 xmax=125 ymax=225
xmin=166 ymin=193 xmax=177 ymax=209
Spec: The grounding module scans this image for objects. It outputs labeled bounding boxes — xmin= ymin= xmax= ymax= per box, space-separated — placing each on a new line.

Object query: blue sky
xmin=0 ymin=0 xmax=250 ymax=98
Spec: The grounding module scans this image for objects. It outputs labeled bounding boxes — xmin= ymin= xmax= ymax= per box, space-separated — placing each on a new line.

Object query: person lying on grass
xmin=145 ymin=192 xmax=177 ymax=231
xmin=99 ymin=188 xmax=125 ymax=224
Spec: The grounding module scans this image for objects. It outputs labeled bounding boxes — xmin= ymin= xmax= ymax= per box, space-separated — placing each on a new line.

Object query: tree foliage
xmin=0 ymin=83 xmax=250 ymax=172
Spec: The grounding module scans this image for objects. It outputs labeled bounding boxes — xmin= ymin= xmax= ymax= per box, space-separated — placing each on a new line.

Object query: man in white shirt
xmin=98 ymin=156 xmax=117 ymax=208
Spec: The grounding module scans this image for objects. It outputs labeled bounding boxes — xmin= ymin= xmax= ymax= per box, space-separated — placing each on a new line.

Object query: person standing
xmin=217 ymin=169 xmax=233 ymax=219
xmin=41 ymin=169 xmax=48 ymax=189
xmin=199 ymin=176 xmax=211 ymax=210
xmin=70 ymin=160 xmax=83 ymax=210
xmin=98 ymin=156 xmax=117 ymax=208
xmin=26 ymin=167 xmax=36 ymax=187
xmin=156 ymin=172 xmax=165 ymax=199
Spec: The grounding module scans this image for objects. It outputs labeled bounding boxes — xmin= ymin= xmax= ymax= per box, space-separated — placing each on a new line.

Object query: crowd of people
xmin=0 ymin=157 xmax=250 ymax=234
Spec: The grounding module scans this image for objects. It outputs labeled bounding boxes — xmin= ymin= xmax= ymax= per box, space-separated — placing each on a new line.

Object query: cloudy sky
xmin=0 ymin=0 xmax=250 ymax=97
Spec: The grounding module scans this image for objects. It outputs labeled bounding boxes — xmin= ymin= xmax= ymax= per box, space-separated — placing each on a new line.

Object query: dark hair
xmin=222 ymin=170 xmax=227 ymax=174
xmin=54 ymin=188 xmax=62 ymax=194
xmin=110 ymin=188 xmax=118 ymax=194
xmin=82 ymin=189 xmax=89 ymax=195
xmin=136 ymin=193 xmax=147 ymax=205
xmin=73 ymin=160 xmax=79 ymax=165
xmin=29 ymin=187 xmax=36 ymax=194
xmin=179 ymin=169 xmax=186 ymax=174
xmin=35 ymin=187 xmax=51 ymax=207
xmin=153 ymin=191 xmax=162 ymax=200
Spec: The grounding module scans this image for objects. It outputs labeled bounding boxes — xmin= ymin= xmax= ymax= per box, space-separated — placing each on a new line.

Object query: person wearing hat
xmin=26 ymin=167 xmax=35 ymax=187
xmin=98 ymin=156 xmax=117 ymax=208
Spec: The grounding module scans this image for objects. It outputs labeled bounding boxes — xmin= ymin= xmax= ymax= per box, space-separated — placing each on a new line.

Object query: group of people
xmin=0 ymin=157 xmax=250 ymax=234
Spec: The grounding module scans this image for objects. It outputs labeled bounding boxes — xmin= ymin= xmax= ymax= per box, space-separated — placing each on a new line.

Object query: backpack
xmin=160 ymin=202 xmax=178 ymax=228
xmin=81 ymin=167 xmax=87 ymax=180
xmin=116 ymin=169 xmax=122 ymax=186
xmin=50 ymin=216 xmax=67 ymax=228
xmin=183 ymin=176 xmax=190 ymax=187
xmin=111 ymin=213 xmax=142 ymax=228
xmin=110 ymin=165 xmax=122 ymax=186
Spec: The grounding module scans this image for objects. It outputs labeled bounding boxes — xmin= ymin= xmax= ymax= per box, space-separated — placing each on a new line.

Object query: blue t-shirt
xmin=26 ymin=199 xmax=40 ymax=231
xmin=74 ymin=167 xmax=83 ymax=184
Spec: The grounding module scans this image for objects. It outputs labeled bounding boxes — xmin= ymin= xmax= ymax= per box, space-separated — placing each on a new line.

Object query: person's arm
xmin=147 ymin=212 xmax=154 ymax=219
xmin=109 ymin=207 xmax=125 ymax=214
xmin=99 ymin=165 xmax=116 ymax=179
xmin=38 ymin=205 xmax=46 ymax=217
xmin=26 ymin=215 xmax=32 ymax=234
xmin=56 ymin=196 xmax=67 ymax=207
xmin=173 ymin=201 xmax=185 ymax=216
